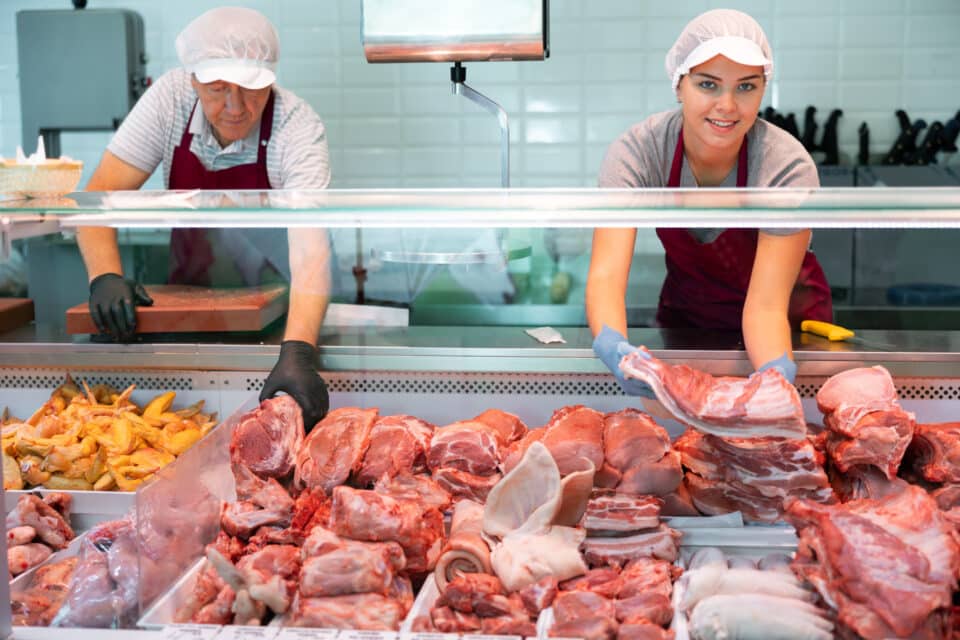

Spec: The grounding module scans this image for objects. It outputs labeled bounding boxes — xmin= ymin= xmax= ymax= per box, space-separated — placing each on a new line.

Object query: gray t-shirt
xmin=598 ymin=109 xmax=819 ymax=243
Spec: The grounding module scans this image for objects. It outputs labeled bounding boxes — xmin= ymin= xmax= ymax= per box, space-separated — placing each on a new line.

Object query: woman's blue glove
xmin=593 ymin=325 xmax=656 ymax=398
xmin=757 ymin=352 xmax=798 ymax=384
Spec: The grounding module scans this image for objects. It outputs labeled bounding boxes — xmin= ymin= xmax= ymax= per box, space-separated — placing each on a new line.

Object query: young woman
xmin=587 ymin=9 xmax=831 ymax=393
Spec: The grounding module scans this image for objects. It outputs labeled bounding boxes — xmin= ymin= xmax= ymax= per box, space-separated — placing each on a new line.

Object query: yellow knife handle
xmin=801 ymin=320 xmax=854 ymax=341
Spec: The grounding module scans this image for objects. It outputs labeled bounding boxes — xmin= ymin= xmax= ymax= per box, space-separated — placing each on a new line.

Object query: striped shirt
xmin=108 ymin=67 xmax=330 ymax=189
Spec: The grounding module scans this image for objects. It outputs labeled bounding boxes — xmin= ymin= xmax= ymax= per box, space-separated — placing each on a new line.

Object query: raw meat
xmin=518 ymin=575 xmax=558 ymax=614
xmin=230 ymin=395 xmax=304 ymax=479
xmin=434 ymin=500 xmax=492 ymax=593
xmin=484 ymin=441 xmax=562 ymax=538
xmin=554 ymin=590 xmax=617 ymax=626
xmin=294 ymin=406 xmax=378 ymax=492
xmin=907 ymin=422 xmax=960 ymax=483
xmin=603 ymin=408 xmax=670 ymax=471
xmin=555 ymin=456 xmax=596 ymax=526
xmin=427 ymin=420 xmax=502 ymax=475
xmin=620 ymin=349 xmax=807 ymax=439
xmin=540 ymin=405 xmax=605 ymax=475
xmin=560 ymin=567 xmax=624 ymax=599
xmin=615 ymin=593 xmax=673 ymax=626
xmin=300 ymin=540 xmax=403 ymax=597
xmin=618 ymin=558 xmax=680 ymax=600
xmin=550 ymin=616 xmax=618 ymax=640
xmin=432 ymin=467 xmax=501 ymax=502
xmin=688 ymin=593 xmax=832 ymax=640
xmin=287 ymin=592 xmax=406 ymax=630
xmin=582 ymin=524 xmax=681 ymax=566
xmin=373 ymin=472 xmax=452 ymax=512
xmin=500 ymin=428 xmax=545 ymax=474
xmin=617 ymin=450 xmax=683 ymax=496
xmin=678 ymin=565 xmax=811 ymax=611
xmin=6 ymin=494 xmax=74 ymax=549
xmin=786 ymin=485 xmax=960 ymax=638
xmin=8 ymin=542 xmax=52 ymax=575
xmin=330 ymin=486 xmax=445 ymax=573
xmin=355 ymin=414 xmax=434 ymax=486
xmin=492 ymin=524 xmax=587 ymax=592
xmin=817 ymin=366 xmax=915 ymax=479
xmin=473 ymin=408 xmax=528 ymax=443
xmin=581 ymin=490 xmax=663 ymax=532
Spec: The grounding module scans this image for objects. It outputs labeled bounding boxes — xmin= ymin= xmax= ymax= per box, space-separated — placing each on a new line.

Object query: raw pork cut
xmin=620 ymin=349 xmax=806 ymax=439
xmin=433 ymin=467 xmax=501 ymax=502
xmin=294 ymin=407 xmax=378 ymax=492
xmin=540 ymin=405 xmax=605 ymax=475
xmin=817 ymin=366 xmax=915 ymax=479
xmin=582 ymin=524 xmax=681 ymax=566
xmin=355 ymin=414 xmax=434 ymax=486
xmin=786 ymin=485 xmax=960 ymax=639
xmin=230 ymin=395 xmax=304 ymax=479
xmin=473 ymin=408 xmax=528 ymax=443
xmin=434 ymin=500 xmax=492 ymax=593
xmin=427 ymin=420 xmax=502 ymax=475
xmin=907 ymin=422 xmax=960 ymax=483
xmin=581 ymin=490 xmax=662 ymax=532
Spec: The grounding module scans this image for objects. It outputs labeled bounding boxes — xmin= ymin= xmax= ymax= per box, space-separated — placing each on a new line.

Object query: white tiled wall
xmin=2 ymin=0 xmax=959 ymax=191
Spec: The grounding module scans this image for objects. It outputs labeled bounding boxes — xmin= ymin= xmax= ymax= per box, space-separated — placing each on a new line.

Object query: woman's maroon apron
xmin=167 ymin=92 xmax=275 ymax=285
xmin=655 ymin=129 xmax=832 ymax=330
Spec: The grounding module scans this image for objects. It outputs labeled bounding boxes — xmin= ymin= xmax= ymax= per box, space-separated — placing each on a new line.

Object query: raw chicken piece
xmin=10 ymin=557 xmax=77 ymax=626
xmin=620 ymin=349 xmax=806 ymax=439
xmin=6 ymin=494 xmax=74 ymax=549
xmin=355 ymin=414 xmax=435 ymax=486
xmin=432 ymin=467 xmax=501 ymax=502
xmin=8 ymin=525 xmax=36 ymax=546
xmin=295 ymin=406 xmax=378 ymax=492
xmin=42 ymin=493 xmax=72 ymax=522
xmin=434 ymin=500 xmax=492 ymax=593
xmin=8 ymin=542 xmax=53 ymax=575
xmin=330 ymin=486 xmax=445 ymax=572
xmin=230 ymin=395 xmax=304 ymax=479
xmin=688 ymin=593 xmax=832 ymax=640
xmin=427 ymin=420 xmax=502 ymax=475
xmin=678 ymin=565 xmax=811 ymax=611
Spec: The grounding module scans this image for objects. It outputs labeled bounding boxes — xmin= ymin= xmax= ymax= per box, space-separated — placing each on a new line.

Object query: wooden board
xmin=0 ymin=298 xmax=33 ymax=333
xmin=65 ymin=284 xmax=287 ymax=334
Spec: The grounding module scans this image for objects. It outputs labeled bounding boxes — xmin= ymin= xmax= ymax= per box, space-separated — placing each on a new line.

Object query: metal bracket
xmin=451 ymin=62 xmax=510 ymax=187
xmin=0 ymin=214 xmax=60 ymax=260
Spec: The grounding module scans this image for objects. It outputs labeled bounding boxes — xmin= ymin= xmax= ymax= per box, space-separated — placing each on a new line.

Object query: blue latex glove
xmin=593 ymin=325 xmax=656 ymax=398
xmin=757 ymin=352 xmax=798 ymax=384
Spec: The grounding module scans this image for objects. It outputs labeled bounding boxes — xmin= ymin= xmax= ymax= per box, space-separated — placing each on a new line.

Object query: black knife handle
xmin=858 ymin=122 xmax=870 ymax=166
xmin=801 ymin=106 xmax=819 ymax=151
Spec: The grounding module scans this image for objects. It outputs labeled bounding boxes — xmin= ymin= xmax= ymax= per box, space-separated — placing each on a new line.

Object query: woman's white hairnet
xmin=665 ymin=9 xmax=772 ymax=91
xmin=176 ymin=7 xmax=279 ymax=90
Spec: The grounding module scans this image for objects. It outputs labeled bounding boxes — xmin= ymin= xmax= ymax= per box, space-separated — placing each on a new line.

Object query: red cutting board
xmin=0 ymin=298 xmax=34 ymax=333
xmin=65 ymin=284 xmax=288 ymax=334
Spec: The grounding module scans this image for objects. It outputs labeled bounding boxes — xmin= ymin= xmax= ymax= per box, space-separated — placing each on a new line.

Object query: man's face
xmin=191 ymin=76 xmax=272 ymax=146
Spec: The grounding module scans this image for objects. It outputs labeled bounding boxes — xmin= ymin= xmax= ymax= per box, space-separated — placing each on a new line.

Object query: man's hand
xmin=260 ymin=340 xmax=329 ymax=432
xmin=88 ymin=273 xmax=153 ymax=341
xmin=757 ymin=352 xmax=798 ymax=384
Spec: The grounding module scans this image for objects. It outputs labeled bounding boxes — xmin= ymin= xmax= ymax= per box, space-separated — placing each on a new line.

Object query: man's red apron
xmin=655 ymin=129 xmax=832 ymax=330
xmin=167 ymin=92 xmax=275 ymax=285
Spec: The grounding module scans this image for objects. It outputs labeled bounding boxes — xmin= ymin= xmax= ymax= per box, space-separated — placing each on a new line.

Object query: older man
xmin=78 ymin=7 xmax=331 ymax=429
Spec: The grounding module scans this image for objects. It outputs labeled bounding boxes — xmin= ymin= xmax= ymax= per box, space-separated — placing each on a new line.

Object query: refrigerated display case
xmin=2 ymin=186 xmax=960 ymax=637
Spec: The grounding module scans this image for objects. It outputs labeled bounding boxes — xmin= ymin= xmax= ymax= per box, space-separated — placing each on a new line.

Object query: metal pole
xmin=451 ymin=63 xmax=510 ymax=188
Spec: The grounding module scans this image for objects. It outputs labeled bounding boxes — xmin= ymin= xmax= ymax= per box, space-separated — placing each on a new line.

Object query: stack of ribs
xmin=674 ymin=429 xmax=835 ymax=523
xmin=816 ymin=366 xmax=915 ymax=480
xmin=786 ymin=485 xmax=960 ymax=639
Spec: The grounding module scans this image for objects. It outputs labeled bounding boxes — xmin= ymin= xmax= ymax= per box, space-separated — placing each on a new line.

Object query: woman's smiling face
xmin=677 ymin=54 xmax=765 ymax=155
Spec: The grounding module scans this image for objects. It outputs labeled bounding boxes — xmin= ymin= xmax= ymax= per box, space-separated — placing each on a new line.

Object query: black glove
xmin=88 ymin=273 xmax=154 ymax=341
xmin=260 ymin=340 xmax=329 ymax=433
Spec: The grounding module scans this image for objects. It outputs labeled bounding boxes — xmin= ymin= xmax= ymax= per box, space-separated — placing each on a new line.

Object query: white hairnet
xmin=176 ymin=7 xmax=279 ymax=90
xmin=665 ymin=9 xmax=772 ymax=91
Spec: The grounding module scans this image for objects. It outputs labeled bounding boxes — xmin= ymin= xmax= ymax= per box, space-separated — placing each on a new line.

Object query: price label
xmin=405 ymin=633 xmax=459 ymax=640
xmin=275 ymin=629 xmax=340 ymax=640
xmin=470 ymin=635 xmax=522 ymax=640
xmin=160 ymin=624 xmax=223 ymax=640
xmin=340 ymin=631 xmax=398 ymax=640
xmin=217 ymin=626 xmax=280 ymax=640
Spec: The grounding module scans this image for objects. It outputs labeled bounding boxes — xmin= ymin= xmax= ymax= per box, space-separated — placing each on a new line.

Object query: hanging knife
xmin=801 ymin=106 xmax=819 ymax=151
xmin=784 ymin=113 xmax=801 ymax=141
xmin=819 ymin=109 xmax=843 ymax=165
xmin=883 ymin=116 xmax=926 ymax=165
xmin=858 ymin=122 xmax=870 ymax=165
xmin=913 ymin=121 xmax=944 ymax=165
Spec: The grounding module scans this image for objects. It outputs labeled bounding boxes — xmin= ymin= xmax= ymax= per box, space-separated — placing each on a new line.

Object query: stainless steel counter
xmin=1 ymin=326 xmax=960 ymax=377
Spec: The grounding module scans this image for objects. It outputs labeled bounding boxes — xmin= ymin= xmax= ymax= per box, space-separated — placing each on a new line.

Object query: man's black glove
xmin=260 ymin=340 xmax=329 ymax=433
xmin=88 ymin=273 xmax=154 ymax=341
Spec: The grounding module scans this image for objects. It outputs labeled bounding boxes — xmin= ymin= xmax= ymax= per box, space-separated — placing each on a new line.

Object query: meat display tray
xmin=64 ymin=284 xmax=288 ymax=334
xmin=0 ymin=297 xmax=33 ymax=333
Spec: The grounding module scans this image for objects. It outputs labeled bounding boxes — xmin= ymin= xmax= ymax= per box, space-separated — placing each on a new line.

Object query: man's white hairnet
xmin=665 ymin=9 xmax=772 ymax=91
xmin=176 ymin=7 xmax=279 ymax=90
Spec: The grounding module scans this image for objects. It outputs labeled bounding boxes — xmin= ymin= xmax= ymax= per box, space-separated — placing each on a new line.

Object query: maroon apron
xmin=655 ymin=129 xmax=832 ymax=330
xmin=167 ymin=92 xmax=275 ymax=285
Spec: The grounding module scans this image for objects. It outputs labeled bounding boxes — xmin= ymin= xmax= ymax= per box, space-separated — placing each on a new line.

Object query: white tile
xmin=551 ymin=22 xmax=587 ymax=54
xmin=587 ymin=115 xmax=636 ymax=144
xmin=279 ymin=0 xmax=339 ymax=26
xmin=907 ymin=15 xmax=960 ymax=46
xmin=549 ymin=0 xmax=584 ymax=19
xmin=584 ymin=52 xmax=648 ymax=83
xmin=401 ymin=86 xmax=462 ymax=115
xmin=461 ymin=114 xmax=521 ymax=144
xmin=776 ymin=82 xmax=840 ymax=111
xmin=583 ymin=21 xmax=647 ymax=52
xmin=340 ymin=58 xmax=400 ymax=86
xmin=838 ymin=82 xmax=903 ymax=111
xmin=774 ymin=17 xmax=839 ymax=48
xmin=342 ymin=148 xmax=401 ymax=176
xmin=340 ymin=117 xmax=400 ymax=146
xmin=462 ymin=147 xmax=504 ymax=175
xmin=584 ymin=0 xmax=654 ymax=18
xmin=339 ymin=0 xmax=362 ymax=24
xmin=521 ymin=56 xmax=583 ymax=84
xmin=525 ymin=117 xmax=582 ymax=144
xmin=841 ymin=16 xmax=905 ymax=48
xmin=296 ymin=89 xmax=342 ymax=119
xmin=279 ymin=58 xmax=340 ymax=88
xmin=903 ymin=81 xmax=960 ymax=111
xmin=522 ymin=145 xmax=583 ymax=175
xmin=403 ymin=118 xmax=461 ymax=145
xmin=776 ymin=51 xmax=840 ymax=81
xmin=840 ymin=50 xmax=904 ymax=80
xmin=907 ymin=0 xmax=960 ymax=14
xmin=283 ymin=27 xmax=340 ymax=57
xmin=645 ymin=18 xmax=692 ymax=51
xmin=402 ymin=148 xmax=462 ymax=177
xmin=708 ymin=0 xmax=774 ymax=16
xmin=343 ymin=87 xmax=401 ymax=116
xmin=774 ymin=0 xmax=838 ymax=14
xmin=586 ymin=84 xmax=648 ymax=113
xmin=645 ymin=0 xmax=710 ymax=18
xmin=904 ymin=49 xmax=960 ymax=78
xmin=840 ymin=0 xmax=905 ymax=14
xmin=523 ymin=86 xmax=583 ymax=113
